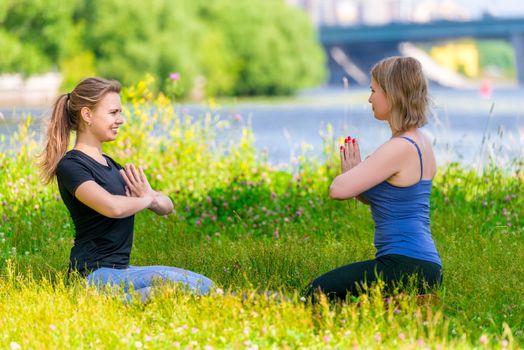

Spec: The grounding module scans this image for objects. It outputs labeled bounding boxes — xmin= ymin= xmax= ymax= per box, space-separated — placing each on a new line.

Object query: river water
xmin=1 ymin=86 xmax=522 ymax=169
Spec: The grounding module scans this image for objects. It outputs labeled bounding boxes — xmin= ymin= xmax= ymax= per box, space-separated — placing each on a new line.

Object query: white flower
xmin=10 ymin=342 xmax=21 ymax=350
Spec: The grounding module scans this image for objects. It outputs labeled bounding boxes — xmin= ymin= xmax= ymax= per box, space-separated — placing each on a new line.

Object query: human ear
xmin=80 ymin=107 xmax=92 ymax=126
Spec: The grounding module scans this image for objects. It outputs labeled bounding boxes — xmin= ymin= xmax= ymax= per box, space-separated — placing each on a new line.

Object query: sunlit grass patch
xmin=0 ymin=79 xmax=522 ymax=348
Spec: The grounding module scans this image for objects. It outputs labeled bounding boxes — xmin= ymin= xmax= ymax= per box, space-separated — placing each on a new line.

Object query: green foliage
xmin=476 ymin=40 xmax=516 ymax=78
xmin=199 ymin=0 xmax=325 ymax=96
xmin=0 ymin=87 xmax=522 ymax=347
xmin=0 ymin=30 xmax=50 ymax=75
xmin=1 ymin=0 xmax=325 ymax=97
xmin=0 ymin=0 xmax=78 ymax=74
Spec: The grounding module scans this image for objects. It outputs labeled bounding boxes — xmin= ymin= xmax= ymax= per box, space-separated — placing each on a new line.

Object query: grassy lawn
xmin=0 ymin=86 xmax=522 ymax=349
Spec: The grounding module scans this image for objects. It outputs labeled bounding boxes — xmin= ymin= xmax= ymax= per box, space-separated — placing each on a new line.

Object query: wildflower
xmin=323 ymin=335 xmax=330 ymax=343
xmin=501 ymin=339 xmax=509 ymax=347
xmin=214 ymin=232 xmax=220 ymax=237
xmin=374 ymin=333 xmax=381 ymax=342
xmin=215 ymin=288 xmax=224 ymax=295
xmin=233 ymin=113 xmax=242 ymax=122
xmin=134 ymin=341 xmax=143 ymax=348
xmin=398 ymin=333 xmax=406 ymax=340
xmin=144 ymin=335 xmax=152 ymax=342
xmin=416 ymin=339 xmax=425 ymax=346
xmin=273 ymin=230 xmax=280 ymax=239
xmin=9 ymin=342 xmax=21 ymax=350
xmin=169 ymin=72 xmax=180 ymax=81
xmin=192 ymin=327 xmax=199 ymax=334
xmin=394 ymin=308 xmax=401 ymax=314
xmin=479 ymin=334 xmax=489 ymax=345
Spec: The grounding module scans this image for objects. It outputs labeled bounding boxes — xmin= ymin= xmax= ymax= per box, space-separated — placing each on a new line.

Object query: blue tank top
xmin=361 ymin=137 xmax=442 ymax=266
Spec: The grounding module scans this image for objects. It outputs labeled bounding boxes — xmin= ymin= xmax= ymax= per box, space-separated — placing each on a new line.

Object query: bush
xmin=1 ymin=0 xmax=325 ymax=97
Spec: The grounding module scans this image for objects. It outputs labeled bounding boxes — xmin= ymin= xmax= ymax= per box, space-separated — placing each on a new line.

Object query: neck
xmin=391 ymin=127 xmax=418 ymax=138
xmin=74 ymin=132 xmax=103 ymax=158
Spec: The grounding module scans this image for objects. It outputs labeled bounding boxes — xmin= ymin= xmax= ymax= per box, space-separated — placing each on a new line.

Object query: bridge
xmin=319 ymin=17 xmax=524 ymax=86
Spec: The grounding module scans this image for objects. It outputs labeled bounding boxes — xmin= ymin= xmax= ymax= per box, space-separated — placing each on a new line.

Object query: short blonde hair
xmin=371 ymin=56 xmax=429 ymax=135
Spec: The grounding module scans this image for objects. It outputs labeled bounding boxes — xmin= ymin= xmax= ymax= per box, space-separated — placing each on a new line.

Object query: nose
xmin=116 ymin=113 xmax=124 ymax=125
xmin=368 ymin=95 xmax=372 ymax=104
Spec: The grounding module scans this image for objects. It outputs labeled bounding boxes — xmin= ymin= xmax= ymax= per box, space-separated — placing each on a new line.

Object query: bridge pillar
xmin=511 ymin=33 xmax=524 ymax=85
xmin=324 ymin=42 xmax=401 ymax=86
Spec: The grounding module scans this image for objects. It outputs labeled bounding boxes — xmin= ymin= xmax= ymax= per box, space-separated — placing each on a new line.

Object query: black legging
xmin=305 ymin=254 xmax=442 ymax=302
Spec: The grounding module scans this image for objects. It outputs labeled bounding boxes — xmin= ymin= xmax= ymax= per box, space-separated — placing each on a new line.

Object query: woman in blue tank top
xmin=305 ymin=56 xmax=442 ymax=302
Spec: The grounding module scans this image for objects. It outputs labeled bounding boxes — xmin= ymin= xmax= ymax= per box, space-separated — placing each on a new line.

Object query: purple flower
xmin=170 ymin=72 xmax=180 ymax=81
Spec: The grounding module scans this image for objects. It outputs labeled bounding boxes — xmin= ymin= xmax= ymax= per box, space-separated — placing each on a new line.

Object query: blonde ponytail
xmin=38 ymin=77 xmax=121 ymax=184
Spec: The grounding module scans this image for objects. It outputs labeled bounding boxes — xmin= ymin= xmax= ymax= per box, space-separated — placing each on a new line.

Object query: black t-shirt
xmin=56 ymin=149 xmax=134 ymax=275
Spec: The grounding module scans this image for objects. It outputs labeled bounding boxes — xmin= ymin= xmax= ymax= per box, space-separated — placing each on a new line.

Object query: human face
xmin=368 ymin=79 xmax=391 ymax=121
xmin=88 ymin=92 xmax=123 ymax=142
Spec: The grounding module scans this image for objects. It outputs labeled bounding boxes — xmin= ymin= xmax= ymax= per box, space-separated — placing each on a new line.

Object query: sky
xmin=454 ymin=0 xmax=524 ymax=18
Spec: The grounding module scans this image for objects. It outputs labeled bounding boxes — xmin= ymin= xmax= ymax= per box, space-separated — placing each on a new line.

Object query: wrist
xmin=147 ymin=192 xmax=159 ymax=209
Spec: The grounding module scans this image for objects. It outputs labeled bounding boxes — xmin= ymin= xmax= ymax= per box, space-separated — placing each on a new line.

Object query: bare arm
xmin=75 ymin=181 xmax=154 ymax=219
xmin=330 ymin=138 xmax=409 ymax=200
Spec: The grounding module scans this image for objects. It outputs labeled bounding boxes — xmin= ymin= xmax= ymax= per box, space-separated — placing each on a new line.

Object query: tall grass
xmin=0 ymin=79 xmax=522 ymax=349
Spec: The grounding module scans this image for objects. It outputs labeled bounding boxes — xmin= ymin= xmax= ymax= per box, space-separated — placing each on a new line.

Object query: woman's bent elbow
xmin=329 ymin=184 xmax=357 ymax=200
xmin=329 ymin=185 xmax=345 ymax=200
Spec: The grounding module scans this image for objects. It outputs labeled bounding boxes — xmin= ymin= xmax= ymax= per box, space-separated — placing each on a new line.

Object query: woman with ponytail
xmin=39 ymin=77 xmax=214 ymax=302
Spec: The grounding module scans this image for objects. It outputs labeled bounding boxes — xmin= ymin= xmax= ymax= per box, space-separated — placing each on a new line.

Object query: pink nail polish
xmin=352 ymin=138 xmax=356 ymax=144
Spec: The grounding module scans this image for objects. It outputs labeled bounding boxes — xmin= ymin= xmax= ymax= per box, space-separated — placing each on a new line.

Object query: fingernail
xmin=352 ymin=138 xmax=356 ymax=144
xmin=340 ymin=146 xmax=344 ymax=151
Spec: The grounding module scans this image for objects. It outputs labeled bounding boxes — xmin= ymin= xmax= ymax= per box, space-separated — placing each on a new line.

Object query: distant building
xmin=286 ymin=0 xmax=471 ymax=26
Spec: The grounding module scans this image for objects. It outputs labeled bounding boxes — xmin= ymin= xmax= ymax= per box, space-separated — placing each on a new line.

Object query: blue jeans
xmin=86 ymin=265 xmax=215 ymax=302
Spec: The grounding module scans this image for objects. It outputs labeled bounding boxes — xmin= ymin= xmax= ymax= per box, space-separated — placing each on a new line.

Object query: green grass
xmin=0 ymin=83 xmax=522 ymax=349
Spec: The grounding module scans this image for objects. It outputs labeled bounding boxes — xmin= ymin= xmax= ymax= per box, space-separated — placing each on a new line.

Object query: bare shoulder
xmin=371 ymin=137 xmax=414 ymax=160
